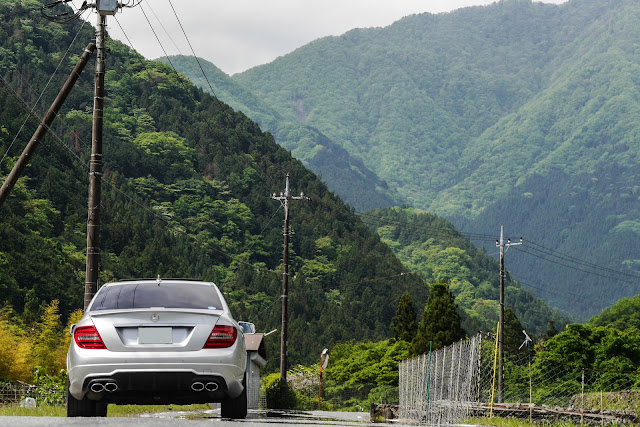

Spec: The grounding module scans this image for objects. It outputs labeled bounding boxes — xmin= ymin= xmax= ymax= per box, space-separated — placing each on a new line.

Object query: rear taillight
xmin=74 ymin=326 xmax=106 ymax=349
xmin=204 ymin=325 xmax=237 ymax=349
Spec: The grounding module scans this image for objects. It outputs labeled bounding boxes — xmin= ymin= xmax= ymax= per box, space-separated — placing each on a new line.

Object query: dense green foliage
xmin=410 ymin=280 xmax=466 ymax=355
xmin=0 ymin=0 xmax=426 ymax=372
xmin=162 ymin=55 xmax=399 ymax=211
xmin=389 ymin=291 xmax=417 ymax=343
xmin=262 ymin=339 xmax=408 ymax=411
xmin=328 ymin=339 xmax=410 ymax=387
xmin=364 ymin=207 xmax=563 ymax=335
xmin=539 ymin=324 xmax=640 ymax=372
xmin=231 ymin=0 xmax=640 ymax=319
xmin=499 ymin=302 xmax=640 ymax=406
xmin=589 ymin=293 xmax=640 ymax=332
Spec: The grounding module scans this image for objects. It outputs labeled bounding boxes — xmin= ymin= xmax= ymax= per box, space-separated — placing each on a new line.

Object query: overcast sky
xmin=99 ymin=0 xmax=568 ymax=76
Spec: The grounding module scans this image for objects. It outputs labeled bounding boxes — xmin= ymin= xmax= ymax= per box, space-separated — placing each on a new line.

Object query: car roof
xmin=103 ymin=278 xmax=217 ymax=287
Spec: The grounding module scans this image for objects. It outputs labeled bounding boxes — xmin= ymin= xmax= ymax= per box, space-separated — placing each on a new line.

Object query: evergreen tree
xmin=503 ymin=307 xmax=534 ymax=361
xmin=410 ymin=280 xmax=466 ymax=356
xmin=390 ymin=291 xmax=418 ymax=342
xmin=543 ymin=319 xmax=558 ymax=341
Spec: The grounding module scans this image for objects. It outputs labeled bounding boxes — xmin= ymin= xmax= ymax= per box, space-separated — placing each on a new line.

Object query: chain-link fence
xmin=399 ymin=334 xmax=483 ymax=424
xmin=489 ymin=350 xmax=640 ymax=424
xmin=0 ymin=380 xmax=66 ymax=407
xmin=397 ymin=334 xmax=640 ymax=425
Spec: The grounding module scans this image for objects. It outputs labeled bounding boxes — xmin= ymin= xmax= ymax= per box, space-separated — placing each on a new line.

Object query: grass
xmin=0 ymin=403 xmax=211 ymax=417
xmin=467 ymin=417 xmax=584 ymax=427
xmin=0 ymin=405 xmax=65 ymax=417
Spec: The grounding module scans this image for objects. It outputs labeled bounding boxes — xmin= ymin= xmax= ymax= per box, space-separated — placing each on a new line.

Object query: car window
xmin=91 ymin=283 xmax=223 ymax=311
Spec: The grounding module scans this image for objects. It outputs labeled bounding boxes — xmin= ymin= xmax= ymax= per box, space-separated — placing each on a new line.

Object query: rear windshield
xmin=90 ymin=282 xmax=223 ymax=311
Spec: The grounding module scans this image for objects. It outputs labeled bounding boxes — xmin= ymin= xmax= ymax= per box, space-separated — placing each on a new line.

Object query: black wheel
xmin=221 ymin=376 xmax=247 ymax=419
xmin=96 ymin=401 xmax=109 ymax=417
xmin=66 ymin=382 xmax=106 ymax=417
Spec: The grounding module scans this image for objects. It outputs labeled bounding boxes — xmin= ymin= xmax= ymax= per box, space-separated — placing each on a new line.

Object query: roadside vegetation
xmin=0 ymin=404 xmax=211 ymax=417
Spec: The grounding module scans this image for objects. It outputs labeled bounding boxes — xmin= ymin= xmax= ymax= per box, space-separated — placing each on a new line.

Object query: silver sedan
xmin=67 ymin=279 xmax=247 ymax=418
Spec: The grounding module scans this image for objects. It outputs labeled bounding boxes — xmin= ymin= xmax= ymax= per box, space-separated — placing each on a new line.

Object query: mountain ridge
xmin=157 ymin=55 xmax=399 ymax=211
xmin=226 ymin=0 xmax=640 ymax=318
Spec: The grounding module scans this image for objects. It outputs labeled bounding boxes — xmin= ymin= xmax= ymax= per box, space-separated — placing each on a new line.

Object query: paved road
xmin=0 ymin=409 xmax=406 ymax=427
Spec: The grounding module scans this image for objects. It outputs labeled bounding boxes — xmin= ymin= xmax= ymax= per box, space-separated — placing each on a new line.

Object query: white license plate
xmin=138 ymin=327 xmax=172 ymax=344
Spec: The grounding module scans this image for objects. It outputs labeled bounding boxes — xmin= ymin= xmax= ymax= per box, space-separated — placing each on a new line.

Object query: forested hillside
xmin=160 ymin=55 xmax=399 ymax=212
xmin=362 ymin=207 xmax=564 ymax=335
xmin=231 ymin=0 xmax=640 ymax=319
xmin=0 ymin=0 xmax=427 ymax=371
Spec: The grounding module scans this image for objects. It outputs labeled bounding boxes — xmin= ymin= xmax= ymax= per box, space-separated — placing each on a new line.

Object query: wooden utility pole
xmin=0 ymin=43 xmax=95 ymax=210
xmin=85 ymin=1 xmax=119 ymax=310
xmin=271 ymin=174 xmax=308 ymax=384
xmin=496 ymin=225 xmax=522 ymax=403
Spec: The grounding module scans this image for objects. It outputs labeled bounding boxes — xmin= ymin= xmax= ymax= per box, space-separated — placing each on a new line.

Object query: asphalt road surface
xmin=0 ymin=408 xmax=409 ymax=426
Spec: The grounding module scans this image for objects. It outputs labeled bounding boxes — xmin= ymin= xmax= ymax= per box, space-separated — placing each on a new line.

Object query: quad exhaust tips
xmin=191 ymin=381 xmax=218 ymax=392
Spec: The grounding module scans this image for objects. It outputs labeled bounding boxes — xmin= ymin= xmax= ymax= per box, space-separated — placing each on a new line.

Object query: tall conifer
xmin=390 ymin=291 xmax=418 ymax=342
xmin=410 ymin=280 xmax=466 ymax=356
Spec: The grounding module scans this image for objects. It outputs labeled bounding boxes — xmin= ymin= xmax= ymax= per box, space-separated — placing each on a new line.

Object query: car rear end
xmin=67 ymin=279 xmax=247 ymax=414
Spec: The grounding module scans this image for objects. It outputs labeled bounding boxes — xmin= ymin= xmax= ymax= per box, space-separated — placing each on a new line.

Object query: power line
xmin=145 ymin=2 xmax=183 ymax=55
xmin=120 ymin=2 xmax=278 ymax=191
xmin=0 ymin=18 xmax=88 ymax=167
xmin=515 ymin=278 xmax=586 ymax=301
xmin=523 ymin=240 xmax=640 ymax=281
xmin=357 ymin=210 xmax=496 ymax=242
xmin=358 ymin=211 xmax=639 ymax=286
xmin=514 ymin=246 xmax=640 ymax=287
xmin=2 ymin=62 xmax=420 ymax=305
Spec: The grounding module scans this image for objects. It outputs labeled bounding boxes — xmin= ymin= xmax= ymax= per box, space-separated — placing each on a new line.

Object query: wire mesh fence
xmin=0 ymin=380 xmax=66 ymax=407
xmin=399 ymin=334 xmax=483 ymax=424
xmin=397 ymin=333 xmax=640 ymax=425
xmin=487 ymin=350 xmax=640 ymax=424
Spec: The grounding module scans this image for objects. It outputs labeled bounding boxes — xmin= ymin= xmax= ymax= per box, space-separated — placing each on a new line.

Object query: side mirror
xmin=238 ymin=321 xmax=255 ymax=334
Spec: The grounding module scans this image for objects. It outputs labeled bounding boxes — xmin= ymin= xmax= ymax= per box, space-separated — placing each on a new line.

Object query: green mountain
xmin=230 ymin=0 xmax=640 ymax=319
xmin=159 ymin=55 xmax=399 ymax=211
xmin=0 ymin=0 xmax=424 ymax=370
xmin=0 ymin=0 xmax=565 ymax=372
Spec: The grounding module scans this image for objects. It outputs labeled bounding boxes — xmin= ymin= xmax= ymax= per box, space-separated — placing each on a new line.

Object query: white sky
xmin=98 ymin=0 xmax=568 ymax=76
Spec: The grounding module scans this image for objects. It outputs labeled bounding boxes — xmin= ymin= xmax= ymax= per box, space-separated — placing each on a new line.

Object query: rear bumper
xmin=68 ymin=348 xmax=245 ymax=402
xmin=70 ymin=370 xmax=243 ymax=405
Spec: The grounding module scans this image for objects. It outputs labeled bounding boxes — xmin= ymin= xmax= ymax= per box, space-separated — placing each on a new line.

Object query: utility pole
xmin=271 ymin=173 xmax=308 ymax=384
xmin=85 ymin=0 xmax=119 ymax=310
xmin=0 ymin=43 xmax=95 ymax=210
xmin=496 ymin=225 xmax=522 ymax=403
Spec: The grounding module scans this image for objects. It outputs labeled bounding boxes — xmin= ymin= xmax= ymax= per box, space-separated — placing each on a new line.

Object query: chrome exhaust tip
xmin=191 ymin=382 xmax=205 ymax=392
xmin=104 ymin=382 xmax=118 ymax=393
xmin=204 ymin=382 xmax=218 ymax=392
xmin=90 ymin=382 xmax=105 ymax=393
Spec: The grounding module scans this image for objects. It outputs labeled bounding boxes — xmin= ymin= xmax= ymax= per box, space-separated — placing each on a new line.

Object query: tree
xmin=503 ymin=307 xmax=535 ymax=363
xmin=390 ymin=291 xmax=418 ymax=343
xmin=542 ymin=319 xmax=558 ymax=341
xmin=503 ymin=307 xmax=525 ymax=354
xmin=410 ymin=280 xmax=466 ymax=356
xmin=32 ymin=300 xmax=65 ymax=375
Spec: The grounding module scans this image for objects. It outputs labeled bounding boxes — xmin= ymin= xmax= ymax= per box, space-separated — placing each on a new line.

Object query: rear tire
xmin=66 ymin=382 xmax=106 ymax=417
xmin=221 ymin=375 xmax=247 ymax=419
xmin=96 ymin=401 xmax=109 ymax=417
